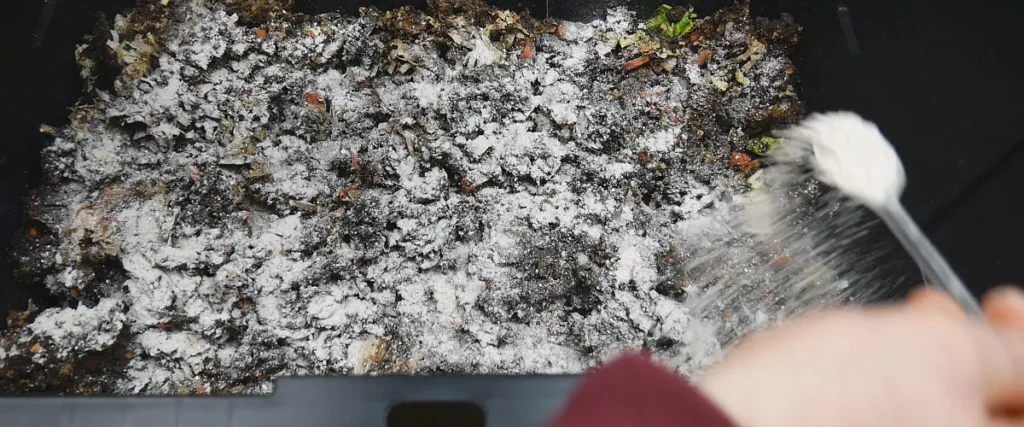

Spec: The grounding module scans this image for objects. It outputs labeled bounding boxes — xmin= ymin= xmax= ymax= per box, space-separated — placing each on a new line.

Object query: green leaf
xmin=647 ymin=14 xmax=669 ymax=34
xmin=748 ymin=136 xmax=780 ymax=155
xmin=645 ymin=5 xmax=695 ymax=38
xmin=669 ymin=14 xmax=694 ymax=37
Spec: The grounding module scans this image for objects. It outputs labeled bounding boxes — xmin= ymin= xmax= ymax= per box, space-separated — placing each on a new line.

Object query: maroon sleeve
xmin=546 ymin=352 xmax=738 ymax=427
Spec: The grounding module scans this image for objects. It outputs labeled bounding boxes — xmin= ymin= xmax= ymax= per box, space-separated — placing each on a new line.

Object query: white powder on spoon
xmin=783 ymin=111 xmax=905 ymax=210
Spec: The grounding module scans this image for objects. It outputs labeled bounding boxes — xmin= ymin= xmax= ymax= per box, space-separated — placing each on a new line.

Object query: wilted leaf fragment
xmin=711 ymin=75 xmax=729 ymax=91
xmin=618 ymin=32 xmax=643 ymax=48
xmin=735 ymin=69 xmax=749 ymax=86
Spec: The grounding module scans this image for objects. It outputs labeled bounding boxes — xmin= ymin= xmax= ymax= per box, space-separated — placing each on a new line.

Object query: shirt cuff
xmin=546 ymin=352 xmax=738 ymax=427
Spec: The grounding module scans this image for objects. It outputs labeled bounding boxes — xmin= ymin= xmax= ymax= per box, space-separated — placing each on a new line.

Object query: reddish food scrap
xmin=30 ymin=343 xmax=42 ymax=354
xmin=665 ymin=105 xmax=679 ymax=123
xmin=304 ymin=92 xmax=326 ymax=110
xmin=693 ymin=49 xmax=713 ymax=65
xmin=639 ymin=89 xmax=665 ymax=98
xmin=460 ymin=179 xmax=479 ymax=194
xmin=28 ymin=228 xmax=39 ymax=239
xmin=556 ymin=22 xmax=567 ymax=39
xmin=770 ymin=253 xmax=792 ymax=269
xmin=729 ymin=151 xmax=752 ymax=169
xmin=637 ymin=152 xmax=650 ymax=164
xmin=624 ymin=55 xmax=651 ymax=72
xmin=769 ymin=108 xmax=791 ymax=119
xmin=337 ymin=186 xmax=359 ymax=201
xmin=521 ymin=39 xmax=535 ymax=60
xmin=255 ymin=28 xmax=268 ymax=40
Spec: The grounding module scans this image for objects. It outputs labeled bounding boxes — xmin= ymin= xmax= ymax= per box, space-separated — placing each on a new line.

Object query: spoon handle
xmin=877 ymin=202 xmax=983 ymax=317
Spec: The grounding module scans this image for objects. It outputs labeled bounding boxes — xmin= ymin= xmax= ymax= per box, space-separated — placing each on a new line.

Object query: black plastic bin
xmin=1 ymin=0 xmax=1023 ymax=425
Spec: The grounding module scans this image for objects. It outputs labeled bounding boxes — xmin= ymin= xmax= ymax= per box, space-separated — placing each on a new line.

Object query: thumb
xmin=907 ymin=286 xmax=969 ymax=320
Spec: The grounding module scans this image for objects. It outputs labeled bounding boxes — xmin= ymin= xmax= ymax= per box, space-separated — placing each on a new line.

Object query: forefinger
xmin=978 ymin=324 xmax=1024 ymax=415
xmin=984 ymin=286 xmax=1024 ymax=332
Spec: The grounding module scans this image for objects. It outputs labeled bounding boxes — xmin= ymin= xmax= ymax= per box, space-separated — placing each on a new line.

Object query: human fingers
xmin=976 ymin=324 xmax=1024 ymax=414
xmin=991 ymin=404 xmax=1024 ymax=427
xmin=989 ymin=417 xmax=1024 ymax=427
xmin=907 ymin=286 xmax=969 ymax=319
xmin=984 ymin=286 xmax=1024 ymax=331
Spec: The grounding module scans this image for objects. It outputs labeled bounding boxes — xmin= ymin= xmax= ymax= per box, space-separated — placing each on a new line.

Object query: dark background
xmin=2 ymin=0 xmax=1023 ymax=324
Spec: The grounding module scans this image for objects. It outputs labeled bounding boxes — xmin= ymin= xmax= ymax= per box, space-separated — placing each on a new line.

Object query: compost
xmin=0 ymin=0 xmax=854 ymax=395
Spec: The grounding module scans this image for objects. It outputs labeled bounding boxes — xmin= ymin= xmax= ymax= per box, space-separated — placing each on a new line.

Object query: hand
xmin=696 ymin=286 xmax=1024 ymax=427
